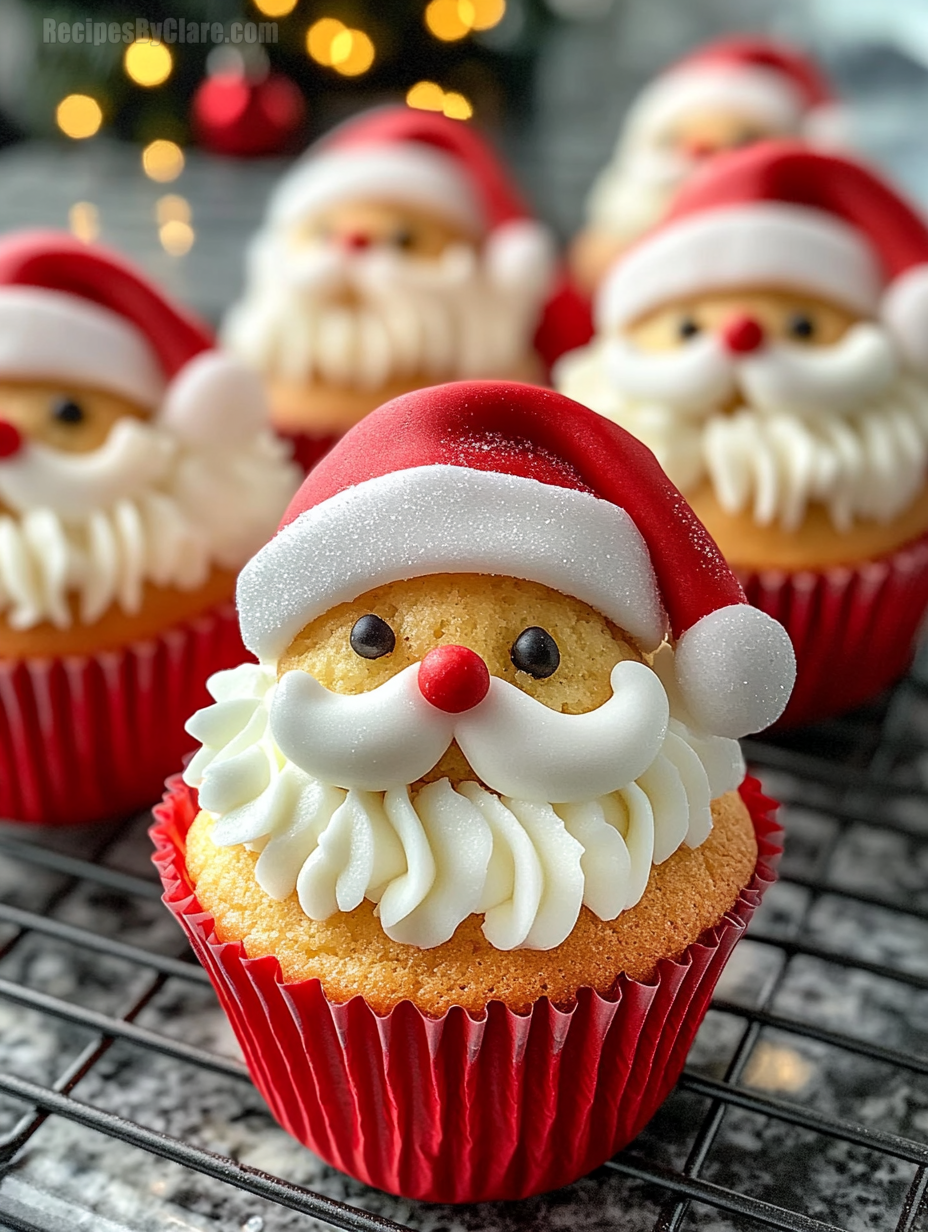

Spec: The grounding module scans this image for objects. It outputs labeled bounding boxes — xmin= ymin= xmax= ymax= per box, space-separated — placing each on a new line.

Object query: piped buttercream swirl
xmin=184 ymin=662 xmax=744 ymax=951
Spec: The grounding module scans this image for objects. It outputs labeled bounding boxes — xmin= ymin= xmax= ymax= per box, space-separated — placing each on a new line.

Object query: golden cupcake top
xmin=183 ymin=380 xmax=794 ymax=953
xmin=0 ymin=230 xmax=300 ymax=642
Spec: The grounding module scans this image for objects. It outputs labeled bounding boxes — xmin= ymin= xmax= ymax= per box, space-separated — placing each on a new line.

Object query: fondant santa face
xmin=558 ymin=143 xmax=928 ymax=544
xmin=571 ymin=38 xmax=839 ymax=293
xmin=222 ymin=108 xmax=555 ymax=445
xmin=0 ymin=232 xmax=300 ymax=639
xmin=184 ymin=383 xmax=794 ymax=952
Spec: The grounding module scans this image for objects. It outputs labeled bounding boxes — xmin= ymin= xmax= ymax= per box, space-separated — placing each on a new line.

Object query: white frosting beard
xmin=556 ymin=339 xmax=928 ymax=533
xmin=0 ymin=423 xmax=300 ymax=631
xmin=183 ymin=661 xmax=744 ymax=952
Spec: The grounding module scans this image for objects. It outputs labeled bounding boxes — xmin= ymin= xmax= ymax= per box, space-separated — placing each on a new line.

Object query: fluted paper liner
xmin=740 ymin=526 xmax=928 ymax=727
xmin=151 ymin=774 xmax=780 ymax=1203
xmin=0 ymin=604 xmax=242 ymax=826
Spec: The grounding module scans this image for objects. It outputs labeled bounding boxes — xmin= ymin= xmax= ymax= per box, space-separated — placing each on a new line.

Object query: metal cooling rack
xmin=0 ymin=657 xmax=927 ymax=1232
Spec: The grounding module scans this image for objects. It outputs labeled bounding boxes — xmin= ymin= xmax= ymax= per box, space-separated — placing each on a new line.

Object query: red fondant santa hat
xmin=0 ymin=230 xmax=267 ymax=441
xmin=237 ymin=380 xmax=795 ymax=738
xmin=598 ymin=141 xmax=928 ymax=375
xmin=266 ymin=105 xmax=554 ymax=290
xmin=626 ymin=35 xmax=840 ymax=147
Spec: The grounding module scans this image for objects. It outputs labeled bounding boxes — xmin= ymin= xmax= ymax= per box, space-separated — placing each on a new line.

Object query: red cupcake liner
xmin=739 ymin=525 xmax=928 ymax=727
xmin=151 ymin=774 xmax=781 ymax=1203
xmin=0 ymin=604 xmax=243 ymax=826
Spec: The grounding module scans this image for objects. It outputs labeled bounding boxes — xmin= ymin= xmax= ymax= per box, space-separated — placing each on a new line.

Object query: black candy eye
xmin=350 ymin=614 xmax=396 ymax=659
xmin=677 ymin=316 xmax=701 ymax=341
xmin=510 ymin=626 xmax=560 ymax=679
xmin=52 ymin=398 xmax=85 ymax=425
xmin=787 ymin=312 xmax=816 ymax=340
xmin=391 ymin=227 xmax=415 ymax=250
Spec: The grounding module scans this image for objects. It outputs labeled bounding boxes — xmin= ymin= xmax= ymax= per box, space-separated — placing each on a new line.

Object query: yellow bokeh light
xmin=124 ymin=39 xmax=173 ymax=87
xmin=142 ymin=139 xmax=184 ymax=183
xmin=442 ymin=90 xmax=473 ymax=120
xmin=425 ymin=0 xmax=470 ymax=40
xmin=252 ymin=0 xmax=297 ymax=14
xmin=330 ymin=28 xmax=375 ymax=76
xmin=306 ymin=17 xmax=346 ymax=66
xmin=159 ymin=219 xmax=195 ymax=256
xmin=406 ymin=81 xmax=445 ymax=111
xmin=156 ymin=194 xmax=191 ymax=225
xmin=470 ymin=0 xmax=505 ymax=28
xmin=68 ymin=201 xmax=100 ymax=243
xmin=56 ymin=94 xmax=103 ymax=140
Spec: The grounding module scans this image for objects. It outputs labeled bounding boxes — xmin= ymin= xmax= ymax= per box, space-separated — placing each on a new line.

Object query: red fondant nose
xmin=0 ymin=419 xmax=22 ymax=459
xmin=342 ymin=231 xmax=372 ymax=251
xmin=721 ymin=314 xmax=765 ymax=354
xmin=418 ymin=645 xmax=490 ymax=714
xmin=685 ymin=138 xmax=715 ymax=160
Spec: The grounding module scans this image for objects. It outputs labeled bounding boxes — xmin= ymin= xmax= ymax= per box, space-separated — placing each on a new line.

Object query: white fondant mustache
xmin=607 ymin=323 xmax=899 ymax=417
xmin=0 ymin=418 xmax=175 ymax=518
xmin=269 ymin=659 xmax=670 ymax=803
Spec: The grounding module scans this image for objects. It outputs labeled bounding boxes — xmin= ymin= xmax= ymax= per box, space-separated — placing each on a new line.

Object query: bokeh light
xmin=406 ymin=81 xmax=445 ymax=111
xmin=425 ymin=0 xmax=470 ymax=40
xmin=156 ymin=195 xmax=191 ymax=226
xmin=252 ymin=0 xmax=298 ymax=14
xmin=407 ymin=81 xmax=473 ymax=121
xmin=306 ymin=17 xmax=346 ymax=66
xmin=159 ymin=219 xmax=195 ymax=256
xmin=330 ymin=28 xmax=375 ymax=76
xmin=442 ymin=91 xmax=473 ymax=120
xmin=68 ymin=202 xmax=100 ymax=243
xmin=56 ymin=94 xmax=102 ymax=140
xmin=470 ymin=0 xmax=506 ymax=29
xmin=141 ymin=140 xmax=185 ymax=182
xmin=124 ymin=39 xmax=173 ymax=87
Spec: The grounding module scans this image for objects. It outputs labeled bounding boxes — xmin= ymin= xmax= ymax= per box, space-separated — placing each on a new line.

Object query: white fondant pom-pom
xmin=160 ymin=351 xmax=269 ymax=444
xmin=485 ymin=219 xmax=556 ymax=296
xmin=674 ymin=605 xmax=796 ymax=739
xmin=882 ymin=265 xmax=928 ymax=376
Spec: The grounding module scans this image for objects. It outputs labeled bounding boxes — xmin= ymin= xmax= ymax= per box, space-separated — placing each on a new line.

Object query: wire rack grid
xmin=0 ymin=658 xmax=926 ymax=1232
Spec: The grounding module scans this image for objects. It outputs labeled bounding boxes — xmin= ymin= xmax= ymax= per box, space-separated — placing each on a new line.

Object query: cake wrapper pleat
xmin=740 ymin=527 xmax=928 ymax=726
xmin=151 ymin=775 xmax=781 ymax=1203
xmin=0 ymin=604 xmax=242 ymax=825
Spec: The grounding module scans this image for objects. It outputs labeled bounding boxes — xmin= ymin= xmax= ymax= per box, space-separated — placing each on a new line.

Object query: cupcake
xmin=0 ymin=230 xmax=300 ymax=824
xmin=152 ymin=381 xmax=791 ymax=1201
xmin=222 ymin=106 xmax=576 ymax=470
xmin=557 ymin=141 xmax=928 ymax=725
xmin=569 ymin=37 xmax=840 ymax=296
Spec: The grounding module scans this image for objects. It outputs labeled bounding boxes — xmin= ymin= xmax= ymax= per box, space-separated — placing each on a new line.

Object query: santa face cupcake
xmin=152 ymin=380 xmax=791 ymax=1201
xmin=570 ymin=37 xmax=840 ymax=294
xmin=557 ymin=141 xmax=928 ymax=724
xmin=221 ymin=106 xmax=562 ymax=470
xmin=0 ymin=230 xmax=300 ymax=824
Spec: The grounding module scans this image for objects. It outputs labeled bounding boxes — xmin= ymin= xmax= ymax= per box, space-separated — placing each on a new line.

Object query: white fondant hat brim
xmin=0 ymin=286 xmax=165 ymax=408
xmin=237 ymin=464 xmax=668 ymax=664
xmin=598 ymin=203 xmax=882 ymax=330
xmin=269 ymin=144 xmax=486 ymax=236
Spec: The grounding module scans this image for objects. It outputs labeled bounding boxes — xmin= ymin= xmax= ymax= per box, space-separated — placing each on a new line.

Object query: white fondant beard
xmin=557 ymin=325 xmax=928 ymax=531
xmin=0 ymin=420 xmax=298 ymax=630
xmin=222 ymin=232 xmax=544 ymax=389
xmin=184 ymin=658 xmax=744 ymax=952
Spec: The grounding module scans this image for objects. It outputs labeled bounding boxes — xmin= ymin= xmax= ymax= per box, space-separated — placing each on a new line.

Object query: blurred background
xmin=1 ymin=0 xmax=927 ymax=319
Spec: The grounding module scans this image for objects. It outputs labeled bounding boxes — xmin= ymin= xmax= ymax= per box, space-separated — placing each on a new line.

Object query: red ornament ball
xmin=192 ymin=71 xmax=306 ymax=158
